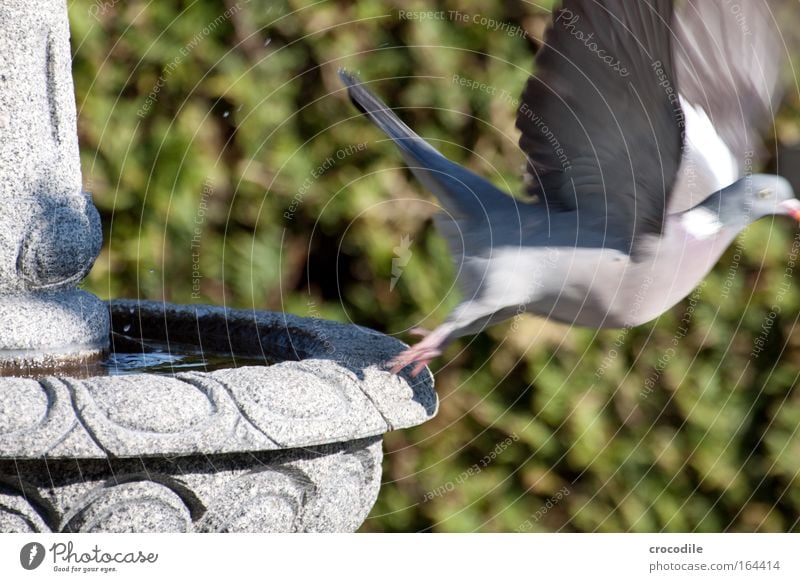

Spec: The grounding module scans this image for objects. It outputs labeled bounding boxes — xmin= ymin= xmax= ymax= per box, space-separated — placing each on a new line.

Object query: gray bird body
xmin=339 ymin=0 xmax=800 ymax=374
xmin=411 ymin=189 xmax=750 ymax=334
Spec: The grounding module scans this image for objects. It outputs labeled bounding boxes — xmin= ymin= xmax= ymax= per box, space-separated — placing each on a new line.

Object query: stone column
xmin=0 ymin=1 xmax=108 ymax=370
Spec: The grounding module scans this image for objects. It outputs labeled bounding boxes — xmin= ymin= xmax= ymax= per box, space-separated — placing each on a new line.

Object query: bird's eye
xmin=757 ymin=188 xmax=772 ymax=199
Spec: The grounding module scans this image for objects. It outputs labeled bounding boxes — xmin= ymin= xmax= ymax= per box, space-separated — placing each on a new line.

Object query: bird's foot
xmin=389 ymin=344 xmax=442 ymax=377
xmin=388 ymin=327 xmax=449 ymax=377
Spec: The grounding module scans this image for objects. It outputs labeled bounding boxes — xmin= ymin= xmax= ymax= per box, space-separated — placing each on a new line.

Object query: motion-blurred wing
xmin=517 ymin=0 xmax=683 ymax=240
xmin=669 ymin=0 xmax=785 ymax=213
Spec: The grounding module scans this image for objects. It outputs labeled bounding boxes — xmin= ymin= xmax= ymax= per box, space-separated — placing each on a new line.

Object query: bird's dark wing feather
xmin=517 ymin=0 xmax=682 ymax=240
xmin=670 ymin=0 xmax=783 ymax=212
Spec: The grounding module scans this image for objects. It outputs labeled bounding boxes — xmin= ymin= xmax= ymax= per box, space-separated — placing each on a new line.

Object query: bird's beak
xmin=780 ymin=199 xmax=800 ymax=222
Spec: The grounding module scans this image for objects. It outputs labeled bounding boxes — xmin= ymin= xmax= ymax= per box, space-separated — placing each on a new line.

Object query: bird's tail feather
xmin=338 ymin=69 xmax=439 ymax=159
xmin=338 ymin=69 xmax=515 ymax=220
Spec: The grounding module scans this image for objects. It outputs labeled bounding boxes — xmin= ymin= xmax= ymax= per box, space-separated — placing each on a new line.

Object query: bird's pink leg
xmin=389 ymin=325 xmax=453 ymax=377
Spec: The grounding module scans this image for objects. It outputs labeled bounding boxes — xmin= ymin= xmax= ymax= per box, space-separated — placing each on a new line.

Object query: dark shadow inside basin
xmin=105 ymin=300 xmax=288 ymax=375
xmin=2 ymin=300 xmax=319 ymax=379
xmin=1 ymin=299 xmax=395 ymax=382
xmin=1 ymin=335 xmax=274 ymax=380
xmin=108 ymin=300 xmax=320 ymax=363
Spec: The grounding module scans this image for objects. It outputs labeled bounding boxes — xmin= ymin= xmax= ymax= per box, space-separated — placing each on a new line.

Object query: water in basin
xmin=1 ymin=333 xmax=273 ymax=379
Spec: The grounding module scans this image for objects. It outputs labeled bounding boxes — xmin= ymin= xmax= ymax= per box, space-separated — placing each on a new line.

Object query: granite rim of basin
xmin=0 ymin=300 xmax=437 ymax=532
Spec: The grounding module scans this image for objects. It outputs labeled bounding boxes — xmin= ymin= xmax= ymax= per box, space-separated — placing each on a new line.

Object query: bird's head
xmin=744 ymin=174 xmax=800 ymax=222
xmin=686 ymin=174 xmax=800 ymax=238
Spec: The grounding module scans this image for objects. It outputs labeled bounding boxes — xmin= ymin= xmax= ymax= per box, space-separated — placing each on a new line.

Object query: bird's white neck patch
xmin=681 ymin=207 xmax=723 ymax=240
xmin=679 ymin=96 xmax=738 ymax=191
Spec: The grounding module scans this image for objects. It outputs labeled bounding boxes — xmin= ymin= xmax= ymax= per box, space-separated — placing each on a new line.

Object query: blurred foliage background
xmin=68 ymin=0 xmax=800 ymax=532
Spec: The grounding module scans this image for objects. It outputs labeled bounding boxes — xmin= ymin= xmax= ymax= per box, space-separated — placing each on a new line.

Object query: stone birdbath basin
xmin=0 ymin=2 xmax=436 ymax=532
xmin=1 ymin=300 xmax=436 ymax=532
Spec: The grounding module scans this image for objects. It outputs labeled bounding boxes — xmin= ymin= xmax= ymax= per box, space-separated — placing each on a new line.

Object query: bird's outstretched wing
xmin=517 ymin=0 xmax=682 ymax=241
xmin=668 ymin=0 xmax=785 ymax=213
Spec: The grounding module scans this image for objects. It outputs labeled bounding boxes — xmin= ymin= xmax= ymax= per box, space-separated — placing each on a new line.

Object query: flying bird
xmin=339 ymin=0 xmax=800 ymax=376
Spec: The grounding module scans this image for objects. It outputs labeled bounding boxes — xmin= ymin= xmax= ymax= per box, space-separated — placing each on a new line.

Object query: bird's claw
xmin=388 ymin=325 xmax=451 ymax=376
xmin=388 ymin=345 xmax=442 ymax=376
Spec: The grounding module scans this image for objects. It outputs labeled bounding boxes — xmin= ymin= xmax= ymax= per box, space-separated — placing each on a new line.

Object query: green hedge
xmin=70 ymin=0 xmax=800 ymax=532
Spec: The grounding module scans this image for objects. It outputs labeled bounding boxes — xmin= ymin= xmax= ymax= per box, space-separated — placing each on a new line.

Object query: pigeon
xmin=339 ymin=0 xmax=800 ymax=377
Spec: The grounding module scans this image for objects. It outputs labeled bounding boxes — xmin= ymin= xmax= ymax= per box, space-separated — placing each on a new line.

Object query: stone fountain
xmin=0 ymin=1 xmax=436 ymax=532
